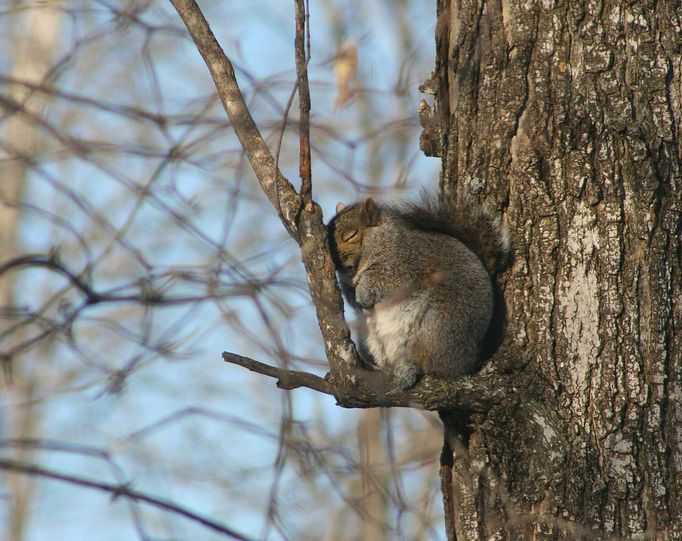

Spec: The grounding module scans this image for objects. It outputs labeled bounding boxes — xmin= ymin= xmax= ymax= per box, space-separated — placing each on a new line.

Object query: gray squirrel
xmin=327 ymin=193 xmax=511 ymax=389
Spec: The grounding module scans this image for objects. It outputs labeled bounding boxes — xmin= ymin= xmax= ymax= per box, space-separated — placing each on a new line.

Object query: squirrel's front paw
xmin=394 ymin=362 xmax=422 ymax=390
xmin=354 ymin=286 xmax=376 ymax=309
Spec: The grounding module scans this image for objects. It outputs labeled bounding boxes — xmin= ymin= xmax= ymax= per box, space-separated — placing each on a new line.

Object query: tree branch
xmin=222 ymin=352 xmax=334 ymax=395
xmin=295 ymin=0 xmax=312 ymax=203
xmin=170 ymin=0 xmax=358 ymax=377
xmin=0 ymin=253 xmax=233 ymax=306
xmin=223 ymin=345 xmax=526 ymax=412
xmin=0 ymin=458 xmax=255 ymax=541
xmin=0 ymin=254 xmax=100 ymax=303
xmin=168 ymin=0 xmax=300 ymax=234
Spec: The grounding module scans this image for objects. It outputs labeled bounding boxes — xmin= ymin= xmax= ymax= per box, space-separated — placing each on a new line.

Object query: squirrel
xmin=327 ymin=192 xmax=511 ymax=389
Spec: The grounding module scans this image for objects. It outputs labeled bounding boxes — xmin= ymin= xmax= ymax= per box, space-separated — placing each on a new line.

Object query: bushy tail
xmin=390 ymin=192 xmax=512 ymax=276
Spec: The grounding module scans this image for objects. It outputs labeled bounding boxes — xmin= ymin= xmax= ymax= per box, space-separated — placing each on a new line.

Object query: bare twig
xmin=222 ymin=352 xmax=333 ymax=394
xmin=0 ymin=439 xmax=150 ymax=538
xmin=272 ymin=79 xmax=299 ymax=223
xmin=295 ymin=0 xmax=312 ymax=203
xmin=0 ymin=254 xmax=247 ymax=307
xmin=0 ymin=458 xmax=255 ymax=541
xmin=0 ymin=254 xmax=100 ymax=303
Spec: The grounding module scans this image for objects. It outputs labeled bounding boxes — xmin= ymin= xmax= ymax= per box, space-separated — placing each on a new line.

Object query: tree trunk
xmin=421 ymin=0 xmax=682 ymax=538
xmin=1 ymin=6 xmax=62 ymax=541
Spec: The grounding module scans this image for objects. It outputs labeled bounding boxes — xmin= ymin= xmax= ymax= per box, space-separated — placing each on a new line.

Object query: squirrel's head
xmin=327 ymin=198 xmax=381 ymax=272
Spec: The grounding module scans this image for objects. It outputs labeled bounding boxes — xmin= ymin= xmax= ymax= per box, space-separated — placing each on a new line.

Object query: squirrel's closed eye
xmin=343 ymin=230 xmax=358 ymax=242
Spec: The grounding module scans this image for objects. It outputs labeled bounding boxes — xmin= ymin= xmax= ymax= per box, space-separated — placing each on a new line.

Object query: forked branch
xmin=170 ymin=0 xmax=357 ymax=376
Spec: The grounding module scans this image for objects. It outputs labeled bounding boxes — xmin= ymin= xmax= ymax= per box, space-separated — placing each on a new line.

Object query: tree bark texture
xmin=421 ymin=0 xmax=682 ymax=538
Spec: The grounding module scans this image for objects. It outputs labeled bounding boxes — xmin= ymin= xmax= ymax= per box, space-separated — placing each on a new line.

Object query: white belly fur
xmin=364 ymin=295 xmax=424 ymax=370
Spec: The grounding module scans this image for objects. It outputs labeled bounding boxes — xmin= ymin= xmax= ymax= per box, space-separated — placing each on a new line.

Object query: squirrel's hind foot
xmin=394 ymin=362 xmax=423 ymax=390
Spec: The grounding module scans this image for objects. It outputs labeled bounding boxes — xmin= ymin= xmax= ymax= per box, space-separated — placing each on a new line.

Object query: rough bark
xmin=420 ymin=0 xmax=682 ymax=538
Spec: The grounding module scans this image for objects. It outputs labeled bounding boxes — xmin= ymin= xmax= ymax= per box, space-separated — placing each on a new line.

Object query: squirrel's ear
xmin=364 ymin=198 xmax=381 ymax=225
xmin=335 ymin=202 xmax=346 ymax=213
